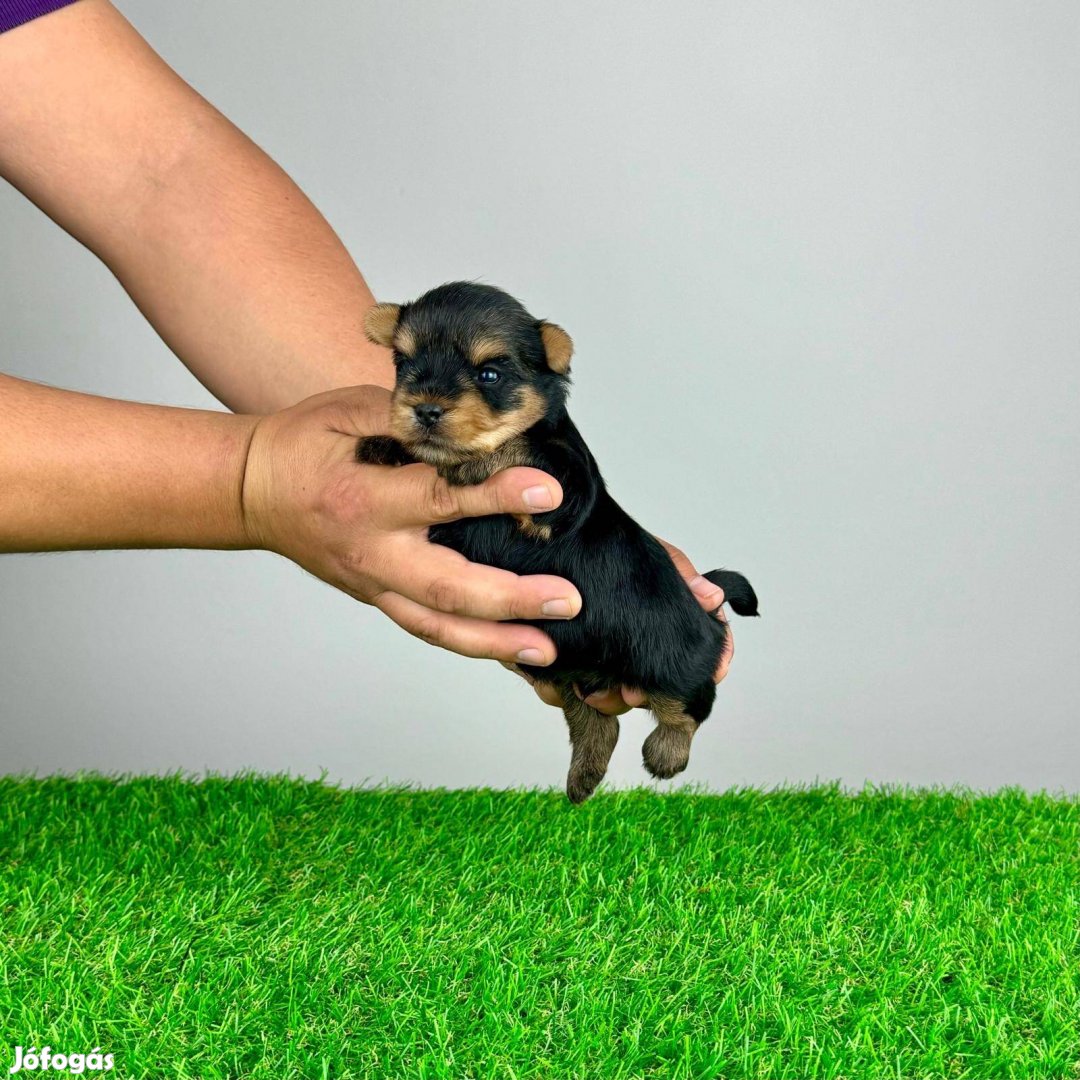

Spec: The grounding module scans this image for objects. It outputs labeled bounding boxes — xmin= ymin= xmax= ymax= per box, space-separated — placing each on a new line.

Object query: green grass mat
xmin=1 ymin=776 xmax=1078 ymax=1078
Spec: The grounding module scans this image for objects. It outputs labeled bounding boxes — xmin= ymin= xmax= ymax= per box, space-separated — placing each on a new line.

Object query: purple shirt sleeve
xmin=0 ymin=0 xmax=81 ymax=34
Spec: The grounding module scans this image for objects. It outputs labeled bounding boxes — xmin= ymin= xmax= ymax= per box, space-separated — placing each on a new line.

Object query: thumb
xmin=380 ymin=465 xmax=564 ymax=528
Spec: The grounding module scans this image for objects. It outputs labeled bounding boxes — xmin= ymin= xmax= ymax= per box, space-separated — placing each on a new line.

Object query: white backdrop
xmin=1 ymin=0 xmax=1077 ymax=790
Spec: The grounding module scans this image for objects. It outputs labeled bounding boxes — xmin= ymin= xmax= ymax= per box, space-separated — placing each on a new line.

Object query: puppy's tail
xmin=703 ymin=569 xmax=760 ymax=617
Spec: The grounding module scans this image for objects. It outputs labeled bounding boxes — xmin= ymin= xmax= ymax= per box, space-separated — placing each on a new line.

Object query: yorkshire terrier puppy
xmin=358 ymin=282 xmax=759 ymax=803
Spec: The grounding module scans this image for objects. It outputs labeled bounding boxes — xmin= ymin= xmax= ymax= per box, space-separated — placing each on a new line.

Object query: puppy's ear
xmin=364 ymin=302 xmax=402 ymax=348
xmin=538 ymin=321 xmax=573 ymax=374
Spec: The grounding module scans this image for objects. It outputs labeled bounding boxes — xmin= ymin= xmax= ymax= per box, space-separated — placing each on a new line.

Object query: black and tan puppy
xmin=358 ymin=282 xmax=759 ymax=803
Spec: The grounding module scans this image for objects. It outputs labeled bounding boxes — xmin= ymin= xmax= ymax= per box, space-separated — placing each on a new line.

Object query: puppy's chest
xmin=441 ymin=437 xmax=554 ymax=546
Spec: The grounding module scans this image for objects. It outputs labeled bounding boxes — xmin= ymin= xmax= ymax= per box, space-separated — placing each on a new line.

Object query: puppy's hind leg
xmin=641 ymin=686 xmax=714 ymax=780
xmin=561 ymin=686 xmax=621 ymax=805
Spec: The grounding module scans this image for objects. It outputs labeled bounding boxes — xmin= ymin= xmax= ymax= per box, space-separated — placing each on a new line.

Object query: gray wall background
xmin=1 ymin=0 xmax=1077 ymax=791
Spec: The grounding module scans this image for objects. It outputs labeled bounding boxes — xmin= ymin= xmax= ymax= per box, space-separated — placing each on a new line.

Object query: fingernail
xmin=689 ymin=575 xmax=724 ymax=602
xmin=541 ymin=598 xmax=574 ymax=618
xmin=516 ymin=648 xmax=548 ymax=665
xmin=523 ymin=485 xmax=555 ymax=510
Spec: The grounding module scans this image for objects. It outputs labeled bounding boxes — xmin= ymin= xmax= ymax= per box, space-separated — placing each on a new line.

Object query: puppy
xmin=358 ymin=282 xmax=759 ymax=803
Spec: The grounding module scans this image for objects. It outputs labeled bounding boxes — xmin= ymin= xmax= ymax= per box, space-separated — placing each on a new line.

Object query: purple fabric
xmin=0 ymin=0 xmax=81 ymax=34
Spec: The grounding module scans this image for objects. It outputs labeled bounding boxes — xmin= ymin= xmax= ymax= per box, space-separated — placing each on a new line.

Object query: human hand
xmin=240 ymin=385 xmax=582 ymax=664
xmin=513 ymin=538 xmax=733 ymax=715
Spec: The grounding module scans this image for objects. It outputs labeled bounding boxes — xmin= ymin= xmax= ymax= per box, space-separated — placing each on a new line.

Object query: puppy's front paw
xmin=642 ymin=725 xmax=692 ymax=780
xmin=356 ymin=435 xmax=413 ymax=467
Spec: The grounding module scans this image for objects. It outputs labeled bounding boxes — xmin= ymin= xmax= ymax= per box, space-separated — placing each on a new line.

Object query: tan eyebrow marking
xmin=468 ymin=336 xmax=510 ymax=366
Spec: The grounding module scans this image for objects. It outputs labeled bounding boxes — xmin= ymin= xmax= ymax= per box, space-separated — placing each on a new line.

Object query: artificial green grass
xmin=1 ymin=777 xmax=1078 ymax=1079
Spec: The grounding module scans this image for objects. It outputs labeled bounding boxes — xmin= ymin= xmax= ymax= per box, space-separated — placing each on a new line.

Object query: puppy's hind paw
xmin=642 ymin=725 xmax=692 ymax=780
xmin=566 ymin=764 xmax=607 ymax=804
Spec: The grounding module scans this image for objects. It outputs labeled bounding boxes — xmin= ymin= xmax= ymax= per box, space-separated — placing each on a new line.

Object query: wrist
xmin=236 ymin=414 xmax=278 ymax=554
xmin=227 ymin=413 xmax=263 ymax=550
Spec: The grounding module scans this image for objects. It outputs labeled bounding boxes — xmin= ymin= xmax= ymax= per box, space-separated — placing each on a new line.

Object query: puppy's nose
xmin=414 ymin=402 xmax=444 ymax=429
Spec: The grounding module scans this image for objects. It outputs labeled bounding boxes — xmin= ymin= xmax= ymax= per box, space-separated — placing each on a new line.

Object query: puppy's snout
xmin=414 ymin=402 xmax=444 ymax=429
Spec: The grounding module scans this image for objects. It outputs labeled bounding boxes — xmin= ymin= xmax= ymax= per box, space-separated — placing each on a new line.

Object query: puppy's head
xmin=363 ymin=282 xmax=573 ymax=465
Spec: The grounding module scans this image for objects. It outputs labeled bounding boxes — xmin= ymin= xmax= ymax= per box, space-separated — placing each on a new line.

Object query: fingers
xmin=655 ymin=534 xmax=735 ymax=684
xmin=500 ymin=659 xmax=528 ymax=681
xmin=532 ymin=681 xmax=564 ymax=708
xmin=715 ymin=616 xmax=734 ymax=683
xmin=375 ymin=537 xmax=582 ymax=622
xmin=318 ymin=385 xmax=395 ymax=438
xmin=510 ymin=670 xmax=631 ymax=714
xmin=371 ymin=464 xmax=564 ymax=529
xmin=581 ymin=687 xmax=635 ymax=716
xmin=655 ymin=537 xmax=726 ymax=612
xmin=375 ymin=591 xmax=559 ymax=665
xmin=500 ymin=661 xmax=632 ymax=715
xmin=500 ymin=664 xmax=566 ymax=708
xmin=657 ymin=537 xmax=697 ymax=580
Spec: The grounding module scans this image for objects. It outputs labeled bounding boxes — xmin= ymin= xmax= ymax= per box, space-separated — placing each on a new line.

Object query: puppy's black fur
xmin=358 ymin=282 xmax=759 ymax=803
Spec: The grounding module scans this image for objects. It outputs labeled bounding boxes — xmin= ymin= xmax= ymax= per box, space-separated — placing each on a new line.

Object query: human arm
xmin=0 ymin=0 xmax=389 ymax=413
xmin=0 ymin=371 xmax=253 ymax=552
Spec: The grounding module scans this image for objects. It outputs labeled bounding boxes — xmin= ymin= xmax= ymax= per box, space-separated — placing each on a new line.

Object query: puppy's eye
xmin=477 ymin=366 xmax=501 ymax=384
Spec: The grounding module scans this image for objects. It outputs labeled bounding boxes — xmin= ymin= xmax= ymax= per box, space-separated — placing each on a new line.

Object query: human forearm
xmin=0 ymin=373 xmax=255 ymax=552
xmin=0 ymin=0 xmax=392 ymax=413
